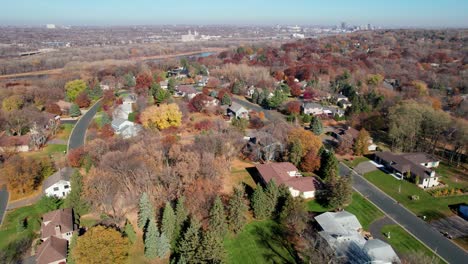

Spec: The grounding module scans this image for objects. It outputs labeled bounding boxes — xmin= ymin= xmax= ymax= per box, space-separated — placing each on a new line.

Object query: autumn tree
xmin=288 ymin=128 xmax=323 ymax=159
xmin=75 ymin=92 xmax=91 ymax=108
xmin=100 ymin=124 xmax=114 ymax=138
xmin=290 ymin=83 xmax=302 ymax=97
xmin=286 ymin=101 xmax=301 ymax=115
xmin=72 ymin=225 xmax=129 ymax=264
xmin=4 ymin=155 xmax=49 ymax=195
xmin=354 ymin=128 xmax=371 ymax=156
xmin=140 ymin=103 xmax=182 ymax=130
xmin=300 ymin=150 xmax=321 ymax=172
xmin=2 ymin=95 xmax=24 ymax=112
xmin=68 ymin=147 xmax=85 ymax=167
xmin=411 ymin=80 xmax=428 ymax=96
xmin=366 ymin=74 xmax=384 ymax=86
xmin=65 ymin=79 xmax=87 ymax=102
xmin=45 ymin=103 xmax=62 ymax=115
xmin=227 ymin=186 xmax=248 ymax=234
xmin=135 ymin=73 xmax=153 ymax=95
xmin=138 ymin=192 xmax=154 ymax=229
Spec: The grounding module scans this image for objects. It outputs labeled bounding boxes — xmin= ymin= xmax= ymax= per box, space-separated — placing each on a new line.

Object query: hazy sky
xmin=1 ymin=0 xmax=467 ymax=27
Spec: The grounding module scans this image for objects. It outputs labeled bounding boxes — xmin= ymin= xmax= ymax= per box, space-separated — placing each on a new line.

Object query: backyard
xmin=224 ymin=220 xmax=299 ymax=264
xmin=364 ymin=170 xmax=468 ymax=221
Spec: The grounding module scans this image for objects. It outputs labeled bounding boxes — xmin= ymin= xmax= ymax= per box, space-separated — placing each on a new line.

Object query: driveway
xmin=354 ymin=161 xmax=378 ymax=175
xmin=340 ymin=163 xmax=468 ymax=263
xmin=68 ymin=100 xmax=102 ymax=151
xmin=0 ymin=185 xmax=9 ymax=225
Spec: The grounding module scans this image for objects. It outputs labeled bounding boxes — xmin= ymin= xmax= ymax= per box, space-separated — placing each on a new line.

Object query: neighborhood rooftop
xmin=42 ymin=167 xmax=75 ymax=192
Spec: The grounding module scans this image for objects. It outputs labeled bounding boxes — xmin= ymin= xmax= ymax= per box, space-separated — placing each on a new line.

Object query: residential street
xmin=67 ymin=100 xmax=102 ymax=151
xmin=339 ymin=163 xmax=468 ymax=264
xmin=0 ymin=185 xmax=8 ymax=225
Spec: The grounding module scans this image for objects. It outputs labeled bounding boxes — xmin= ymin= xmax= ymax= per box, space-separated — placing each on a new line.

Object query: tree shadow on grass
xmin=252 ymin=222 xmax=300 ymax=264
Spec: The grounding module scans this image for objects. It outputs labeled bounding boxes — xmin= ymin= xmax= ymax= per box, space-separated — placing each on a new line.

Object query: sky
xmin=1 ymin=0 xmax=467 ymax=28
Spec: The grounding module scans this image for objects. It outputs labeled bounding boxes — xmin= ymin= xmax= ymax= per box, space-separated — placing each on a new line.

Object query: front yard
xmin=345 ymin=192 xmax=384 ymax=230
xmin=364 ymin=170 xmax=468 ymax=221
xmin=342 ymin=156 xmax=370 ymax=169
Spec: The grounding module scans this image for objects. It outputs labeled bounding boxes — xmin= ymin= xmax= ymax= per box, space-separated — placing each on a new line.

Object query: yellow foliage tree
xmin=287 ymin=128 xmax=323 ymax=158
xmin=411 ymin=80 xmax=428 ymax=96
xmin=2 ymin=95 xmax=24 ymax=112
xmin=354 ymin=128 xmax=371 ymax=156
xmin=72 ymin=225 xmax=129 ymax=264
xmin=140 ymin=103 xmax=182 ymax=130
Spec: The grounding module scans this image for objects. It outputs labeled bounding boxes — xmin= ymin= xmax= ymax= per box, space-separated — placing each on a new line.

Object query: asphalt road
xmin=0 ymin=185 xmax=9 ymax=225
xmin=68 ymin=100 xmax=101 ymax=151
xmin=339 ymin=163 xmax=468 ymax=264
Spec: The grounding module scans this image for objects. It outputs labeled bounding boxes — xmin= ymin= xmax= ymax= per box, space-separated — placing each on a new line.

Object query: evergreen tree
xmin=138 ymin=193 xmax=154 ymax=229
xmin=177 ymin=217 xmax=201 ymax=263
xmin=258 ymin=89 xmax=268 ymax=106
xmin=251 ymin=184 xmax=268 ymax=219
xmin=252 ymin=89 xmax=259 ymax=104
xmin=64 ymin=171 xmax=88 ymax=220
xmin=124 ymin=73 xmax=136 ymax=87
xmin=325 ymin=176 xmax=353 ymax=210
xmin=319 ymin=150 xmax=338 ymax=182
xmin=69 ymin=103 xmax=81 ymax=117
xmin=144 ymin=218 xmax=159 ymax=259
xmin=157 ymin=232 xmax=171 ymax=258
xmin=174 ymin=196 xmax=188 ymax=242
xmin=150 ymin=82 xmax=161 ymax=97
xmin=168 ymin=78 xmax=176 ymax=94
xmin=232 ymin=81 xmax=241 ymax=95
xmin=221 ymin=93 xmax=232 ymax=105
xmin=155 ymin=88 xmax=171 ymax=104
xmin=267 ymin=89 xmax=286 ymax=109
xmin=289 ymin=139 xmax=303 ymax=166
xmin=209 ymin=196 xmax=227 ymax=237
xmin=161 ymin=201 xmax=176 ymax=243
xmin=198 ymin=230 xmax=226 ymax=263
xmin=265 ymin=180 xmax=279 ymax=217
xmin=227 ymin=186 xmax=248 ymax=234
xmin=310 ymin=116 xmax=323 ymax=135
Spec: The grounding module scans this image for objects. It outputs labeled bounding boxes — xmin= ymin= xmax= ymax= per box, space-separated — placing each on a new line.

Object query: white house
xmin=160 ymin=80 xmax=168 ymax=90
xmin=315 ymin=211 xmax=400 ymax=264
xmin=227 ymin=102 xmax=249 ymax=119
xmin=43 ymin=167 xmax=74 ymax=198
xmin=255 ymin=162 xmax=317 ymax=199
xmin=113 ymin=94 xmax=136 ymax=120
xmin=302 ymin=102 xmax=344 ymax=117
xmin=111 ymin=118 xmax=141 ymax=139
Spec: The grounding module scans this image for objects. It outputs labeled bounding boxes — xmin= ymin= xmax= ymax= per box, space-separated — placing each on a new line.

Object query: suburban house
xmin=315 ymin=211 xmax=400 ymax=264
xmin=175 ymin=85 xmax=199 ymax=99
xmin=242 ymin=132 xmax=285 ymax=162
xmin=0 ymin=134 xmax=30 ymax=152
xmin=113 ymin=94 xmax=136 ymax=120
xmin=383 ymin=79 xmax=400 ymax=91
xmin=168 ymin=67 xmax=189 ymax=79
xmin=197 ymin=76 xmax=210 ymax=87
xmin=43 ymin=167 xmax=75 ymax=198
xmin=374 ymin=152 xmax=440 ymax=188
xmin=35 ymin=235 xmax=68 ymax=264
xmin=160 ymin=80 xmax=168 ymax=89
xmin=332 ymin=126 xmax=377 ymax=152
xmin=56 ymin=100 xmax=72 ymax=115
xmin=41 ymin=208 xmax=76 ymax=241
xmin=302 ymin=102 xmax=344 ymax=117
xmin=335 ymin=94 xmax=352 ymax=109
xmin=227 ymin=102 xmax=249 ymax=119
xmin=111 ymin=118 xmax=142 ymax=139
xmin=255 ymin=162 xmax=318 ymax=198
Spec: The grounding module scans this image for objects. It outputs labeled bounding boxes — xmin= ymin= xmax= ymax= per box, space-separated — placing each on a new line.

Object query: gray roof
xmin=303 ymin=102 xmax=322 ymax=109
xmin=229 ymin=102 xmax=247 ymax=113
xmin=111 ymin=117 xmax=127 ymax=128
xmin=315 ymin=211 xmax=362 ymax=235
xmin=363 ymin=239 xmax=400 ymax=263
xmin=42 ymin=167 xmax=74 ymax=191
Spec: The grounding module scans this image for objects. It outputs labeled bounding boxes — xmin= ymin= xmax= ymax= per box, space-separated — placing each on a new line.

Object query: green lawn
xmin=57 ymin=123 xmax=74 ymax=140
xmin=343 ymin=156 xmax=370 ymax=168
xmin=224 ymin=220 xmax=298 ymax=264
xmin=345 ymin=192 xmax=384 ymax=230
xmin=435 ymin=163 xmax=468 ymax=189
xmin=381 ymin=225 xmax=445 ymax=264
xmin=364 ymin=170 xmax=468 ymax=221
xmin=306 ymin=200 xmax=329 ymax=213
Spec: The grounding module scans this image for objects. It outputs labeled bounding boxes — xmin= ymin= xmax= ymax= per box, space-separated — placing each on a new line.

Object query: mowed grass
xmin=435 ymin=163 xmax=468 ymax=189
xmin=381 ymin=225 xmax=445 ymax=264
xmin=364 ymin=170 xmax=468 ymax=221
xmin=345 ymin=192 xmax=384 ymax=230
xmin=306 ymin=200 xmax=329 ymax=213
xmin=56 ymin=123 xmax=74 ymax=140
xmin=224 ymin=220 xmax=298 ymax=264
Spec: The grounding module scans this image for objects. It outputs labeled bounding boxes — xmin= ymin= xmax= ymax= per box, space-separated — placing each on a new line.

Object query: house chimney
xmin=55 ymin=225 xmax=61 ymax=237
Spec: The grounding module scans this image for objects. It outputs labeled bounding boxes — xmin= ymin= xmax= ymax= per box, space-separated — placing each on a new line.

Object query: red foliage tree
xmin=45 ymin=103 xmax=62 ymax=115
xmin=189 ymin=93 xmax=211 ymax=112
xmin=206 ymin=77 xmax=220 ymax=89
xmin=300 ymin=151 xmax=321 ymax=172
xmin=303 ymin=88 xmax=317 ymax=100
xmin=68 ymin=147 xmax=85 ymax=167
xmin=135 ymin=73 xmax=153 ymax=95
xmin=102 ymin=90 xmax=115 ymax=108
xmin=100 ymin=124 xmax=114 ymax=138
xmin=290 ymin=83 xmax=302 ymax=97
xmin=286 ymin=101 xmax=302 ymax=115
xmin=194 ymin=120 xmax=214 ymax=131
xmin=75 ymin=92 xmax=91 ymax=108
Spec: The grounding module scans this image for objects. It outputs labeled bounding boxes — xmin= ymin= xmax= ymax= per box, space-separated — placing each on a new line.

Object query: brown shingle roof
xmin=375 ymin=152 xmax=437 ymax=179
xmin=36 ymin=236 xmax=68 ymax=264
xmin=255 ymin=162 xmax=316 ymax=192
xmin=41 ymin=208 xmax=74 ymax=240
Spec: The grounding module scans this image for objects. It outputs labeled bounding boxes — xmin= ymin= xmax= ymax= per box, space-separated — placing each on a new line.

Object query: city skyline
xmin=1 ymin=0 xmax=467 ymax=28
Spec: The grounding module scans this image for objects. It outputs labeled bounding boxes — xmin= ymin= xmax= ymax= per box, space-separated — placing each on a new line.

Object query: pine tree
xmin=69 ymin=103 xmax=81 ymax=117
xmin=198 ymin=229 xmax=226 ymax=263
xmin=319 ymin=150 xmax=338 ymax=182
xmin=289 ymin=139 xmax=303 ymax=166
xmin=64 ymin=171 xmax=88 ymax=220
xmin=221 ymin=93 xmax=231 ymax=105
xmin=251 ymin=184 xmax=268 ymax=219
xmin=144 ymin=218 xmax=159 ymax=259
xmin=310 ymin=116 xmax=323 ymax=135
xmin=228 ymin=186 xmax=248 ymax=234
xmin=174 ymin=196 xmax=188 ymax=242
xmin=265 ymin=180 xmax=279 ymax=218
xmin=252 ymin=89 xmax=259 ymax=103
xmin=138 ymin=193 xmax=154 ymax=229
xmin=157 ymin=232 xmax=171 ymax=258
xmin=326 ymin=176 xmax=353 ymax=210
xmin=209 ymin=196 xmax=227 ymax=237
xmin=177 ymin=217 xmax=201 ymax=263
xmin=161 ymin=201 xmax=176 ymax=243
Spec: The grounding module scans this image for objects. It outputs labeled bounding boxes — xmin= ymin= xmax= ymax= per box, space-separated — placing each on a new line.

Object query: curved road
xmin=68 ymin=100 xmax=102 ymax=151
xmin=339 ymin=163 xmax=468 ymax=264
